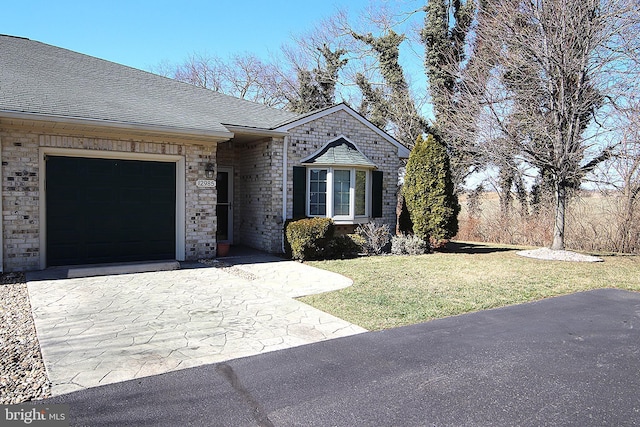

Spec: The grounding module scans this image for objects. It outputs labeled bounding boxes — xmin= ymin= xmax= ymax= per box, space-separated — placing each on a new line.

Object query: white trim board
xmin=38 ymin=147 xmax=186 ymax=269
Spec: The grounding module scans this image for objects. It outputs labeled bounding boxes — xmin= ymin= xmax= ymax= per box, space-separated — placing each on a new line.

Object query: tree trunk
xmin=396 ymin=186 xmax=413 ymax=235
xmin=551 ymin=184 xmax=567 ymax=250
xmin=618 ymin=184 xmax=638 ymax=253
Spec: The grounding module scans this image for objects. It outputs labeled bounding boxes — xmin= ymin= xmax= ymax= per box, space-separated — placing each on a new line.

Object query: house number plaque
xmin=196 ymin=179 xmax=216 ymax=188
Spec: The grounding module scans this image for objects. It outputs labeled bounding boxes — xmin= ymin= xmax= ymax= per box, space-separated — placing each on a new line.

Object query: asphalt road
xmin=43 ymin=288 xmax=640 ymax=426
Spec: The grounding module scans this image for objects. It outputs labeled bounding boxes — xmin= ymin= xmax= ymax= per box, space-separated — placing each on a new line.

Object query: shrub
xmin=391 ymin=234 xmax=429 ymax=255
xmin=285 ymin=217 xmax=334 ymax=261
xmin=348 ymin=233 xmax=367 ymax=250
xmin=403 ymin=133 xmax=460 ymax=243
xmin=356 ymin=221 xmax=391 ymax=255
xmin=325 ymin=234 xmax=362 ymax=259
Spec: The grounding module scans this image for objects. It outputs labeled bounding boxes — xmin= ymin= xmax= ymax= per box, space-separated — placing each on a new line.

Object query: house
xmin=0 ymin=35 xmax=410 ymax=272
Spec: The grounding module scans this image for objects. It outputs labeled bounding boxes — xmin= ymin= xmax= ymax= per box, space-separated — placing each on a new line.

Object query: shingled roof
xmin=301 ymin=137 xmax=377 ymax=167
xmin=0 ymin=35 xmax=300 ymax=137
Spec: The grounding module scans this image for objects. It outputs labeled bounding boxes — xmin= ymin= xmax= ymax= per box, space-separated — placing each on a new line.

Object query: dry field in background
xmin=456 ymin=192 xmax=639 ymax=254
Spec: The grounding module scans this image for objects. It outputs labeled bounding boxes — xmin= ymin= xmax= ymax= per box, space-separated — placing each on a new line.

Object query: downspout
xmin=282 ymin=135 xmax=288 ymax=253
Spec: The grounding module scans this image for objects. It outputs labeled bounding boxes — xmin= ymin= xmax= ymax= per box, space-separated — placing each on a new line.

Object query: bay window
xmin=309 ymin=169 xmax=327 ymax=216
xmin=355 ymin=170 xmax=366 ymax=216
xmin=333 ymin=170 xmax=351 ymax=216
xmin=305 ymin=167 xmax=371 ymax=222
xmin=292 ymin=135 xmax=384 ymax=223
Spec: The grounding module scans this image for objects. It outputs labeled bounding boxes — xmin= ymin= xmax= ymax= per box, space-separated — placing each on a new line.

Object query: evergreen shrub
xmin=403 ymin=133 xmax=460 ymax=246
xmin=285 ymin=218 xmax=334 ymax=260
xmin=325 ymin=234 xmax=362 ymax=259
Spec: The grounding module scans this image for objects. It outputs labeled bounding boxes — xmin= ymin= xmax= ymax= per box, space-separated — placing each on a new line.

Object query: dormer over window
xmin=292 ymin=136 xmax=383 ymax=224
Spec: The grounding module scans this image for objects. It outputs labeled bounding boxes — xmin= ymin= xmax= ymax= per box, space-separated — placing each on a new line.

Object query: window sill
xmin=333 ymin=217 xmax=371 ymax=225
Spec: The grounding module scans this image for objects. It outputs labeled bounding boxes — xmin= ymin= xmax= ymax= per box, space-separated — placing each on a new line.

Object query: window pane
xmin=216 ymin=171 xmax=229 ymax=204
xmin=355 ymin=170 xmax=366 ymax=216
xmin=309 ymin=169 xmax=327 ymax=216
xmin=333 ymin=170 xmax=351 ymax=216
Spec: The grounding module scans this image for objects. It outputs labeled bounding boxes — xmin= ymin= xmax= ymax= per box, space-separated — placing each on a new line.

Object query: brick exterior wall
xmin=0 ymin=127 xmax=218 ymax=272
xmin=1 ymin=130 xmax=39 ymax=272
xmin=215 ymin=109 xmax=403 ymax=254
xmin=285 ymin=110 xmax=401 ymax=232
xmin=216 ymin=138 xmax=285 ymax=253
xmin=184 ymin=143 xmax=218 ymax=262
xmin=234 ymin=137 xmax=284 ymax=253
xmin=0 ymin=109 xmax=404 ymax=270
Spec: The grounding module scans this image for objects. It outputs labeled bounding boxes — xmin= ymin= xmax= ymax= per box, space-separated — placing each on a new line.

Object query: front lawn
xmin=302 ymin=242 xmax=640 ymax=331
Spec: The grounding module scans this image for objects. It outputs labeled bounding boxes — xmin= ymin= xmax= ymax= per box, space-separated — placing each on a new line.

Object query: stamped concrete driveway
xmin=44 ymin=289 xmax=640 ymax=426
xmin=27 ymin=258 xmax=366 ymax=395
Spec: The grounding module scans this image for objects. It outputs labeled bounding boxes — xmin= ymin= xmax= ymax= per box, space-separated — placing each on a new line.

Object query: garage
xmin=45 ymin=156 xmax=176 ymax=266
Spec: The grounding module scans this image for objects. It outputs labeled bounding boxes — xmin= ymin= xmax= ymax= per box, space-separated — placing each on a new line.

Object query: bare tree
xmin=173 ymin=53 xmax=225 ymax=91
xmin=348 ymin=29 xmax=427 ymax=148
xmin=150 ymin=52 xmax=292 ymax=108
xmin=595 ymin=102 xmax=640 ymax=252
xmin=152 ymin=4 xmax=429 ymax=136
xmin=154 ymin=17 xmax=353 ymax=112
xmin=283 ymin=43 xmax=349 ymax=113
xmin=455 ymin=0 xmax=640 ymax=250
xmin=421 ymin=0 xmax=474 ymax=127
xmin=612 ymin=130 xmax=640 ymax=253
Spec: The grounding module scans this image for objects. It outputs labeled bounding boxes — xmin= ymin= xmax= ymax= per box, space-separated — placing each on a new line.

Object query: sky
xmin=1 ymin=0 xmax=380 ymax=72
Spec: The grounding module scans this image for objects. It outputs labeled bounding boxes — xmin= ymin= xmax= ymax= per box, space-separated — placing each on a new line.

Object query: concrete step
xmin=26 ymin=260 xmax=180 ymax=281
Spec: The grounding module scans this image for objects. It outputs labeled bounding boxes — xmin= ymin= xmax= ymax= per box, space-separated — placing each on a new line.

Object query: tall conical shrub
xmin=403 ymin=134 xmax=460 ymax=247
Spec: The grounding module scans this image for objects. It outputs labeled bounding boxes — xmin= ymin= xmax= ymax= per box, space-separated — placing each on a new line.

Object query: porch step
xmin=67 ymin=260 xmax=181 ymax=278
xmin=26 ymin=260 xmax=180 ymax=281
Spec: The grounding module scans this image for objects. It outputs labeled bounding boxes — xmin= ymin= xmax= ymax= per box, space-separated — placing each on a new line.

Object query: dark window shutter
xmin=372 ymin=170 xmax=383 ymax=218
xmin=293 ymin=166 xmax=307 ymax=219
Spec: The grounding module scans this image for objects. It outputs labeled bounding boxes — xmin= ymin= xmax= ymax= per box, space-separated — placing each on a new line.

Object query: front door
xmin=216 ymin=168 xmax=233 ymax=243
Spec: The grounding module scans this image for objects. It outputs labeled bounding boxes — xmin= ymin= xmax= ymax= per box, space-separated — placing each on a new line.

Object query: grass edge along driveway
xmin=302 ymin=242 xmax=640 ymax=331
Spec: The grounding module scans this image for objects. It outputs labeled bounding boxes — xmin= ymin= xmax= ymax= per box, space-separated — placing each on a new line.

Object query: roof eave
xmin=301 ymin=162 xmax=378 ymax=169
xmin=223 ymin=124 xmax=289 ymax=138
xmin=0 ymin=110 xmax=234 ymax=142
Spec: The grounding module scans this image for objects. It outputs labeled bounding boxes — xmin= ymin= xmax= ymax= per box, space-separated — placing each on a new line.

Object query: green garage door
xmin=46 ymin=156 xmax=176 ymax=266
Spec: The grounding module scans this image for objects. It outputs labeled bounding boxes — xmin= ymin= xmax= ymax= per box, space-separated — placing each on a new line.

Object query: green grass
xmin=301 ymin=242 xmax=640 ymax=331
